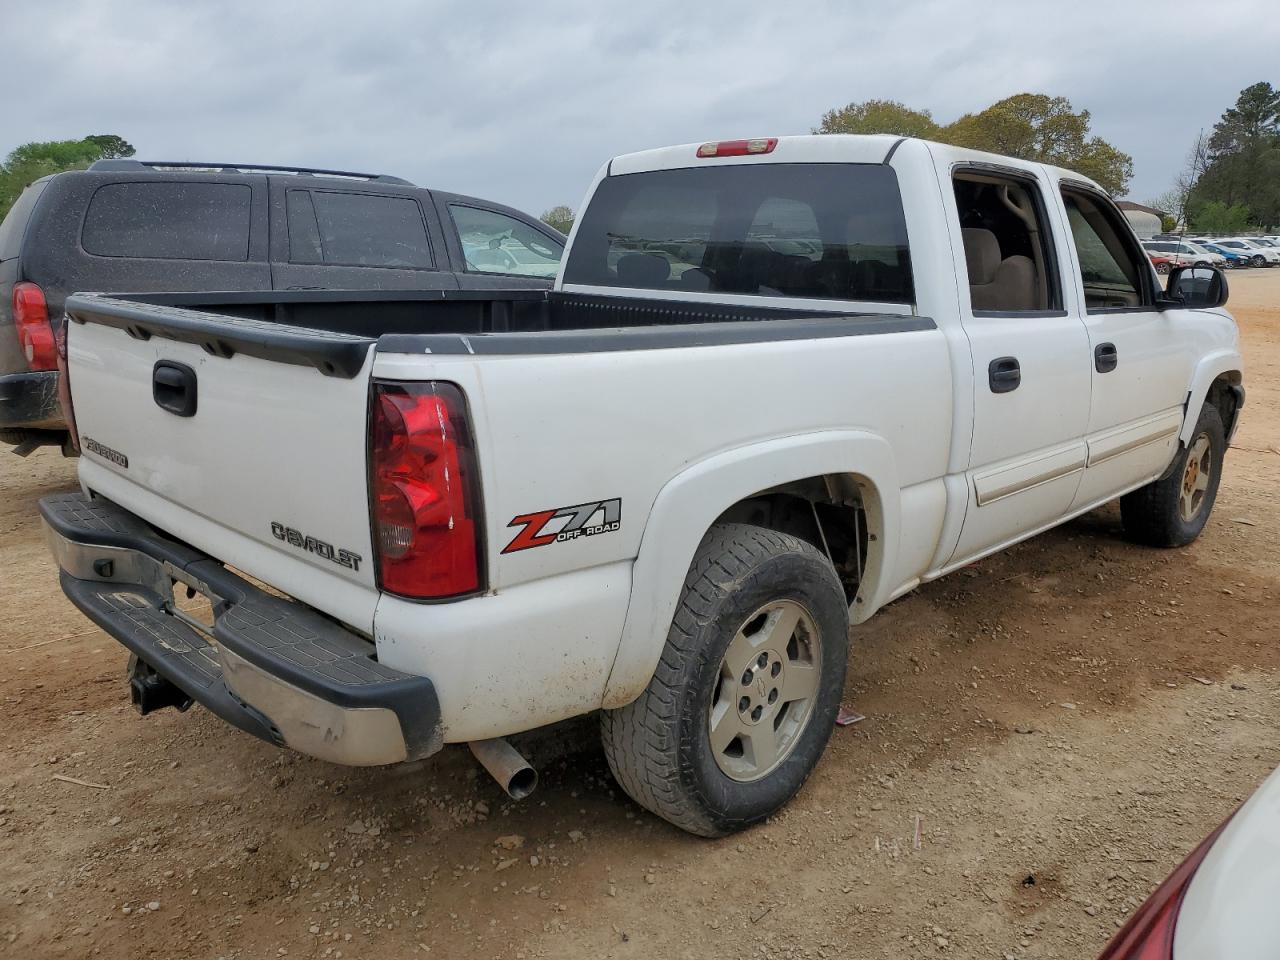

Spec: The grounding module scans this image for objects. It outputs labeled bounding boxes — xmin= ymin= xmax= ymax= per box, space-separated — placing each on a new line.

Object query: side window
xmin=449 ymin=206 xmax=563 ymax=278
xmin=953 ymin=173 xmax=1060 ymax=313
xmin=0 ymin=179 xmax=50 ymax=260
xmin=285 ymin=190 xmax=322 ymax=264
xmin=307 ymin=191 xmax=433 ymax=269
xmin=82 ymin=182 xmax=251 ymax=261
xmin=1061 ymin=190 xmax=1151 ymax=310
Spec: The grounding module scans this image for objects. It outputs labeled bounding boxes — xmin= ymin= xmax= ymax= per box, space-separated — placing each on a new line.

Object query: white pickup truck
xmin=42 ymin=134 xmax=1243 ymax=837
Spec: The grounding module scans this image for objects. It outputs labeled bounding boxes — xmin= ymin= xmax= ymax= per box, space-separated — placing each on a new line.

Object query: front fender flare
xmin=600 ymin=430 xmax=899 ymax=710
xmin=1181 ymin=350 xmax=1244 ymax=446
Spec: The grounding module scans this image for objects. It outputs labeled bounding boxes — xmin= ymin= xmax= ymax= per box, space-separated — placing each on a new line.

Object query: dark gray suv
xmin=0 ymin=159 xmax=565 ymax=453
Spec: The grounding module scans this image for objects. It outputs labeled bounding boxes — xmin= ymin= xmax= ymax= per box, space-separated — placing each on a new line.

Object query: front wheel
xmin=1252 ymin=254 xmax=1267 ymax=267
xmin=1155 ymin=262 xmax=1171 ymax=276
xmin=601 ymin=523 xmax=849 ymax=836
xmin=1120 ymin=404 xmax=1224 ymax=547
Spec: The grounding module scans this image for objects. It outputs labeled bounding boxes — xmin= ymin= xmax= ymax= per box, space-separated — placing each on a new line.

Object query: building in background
xmin=1117 ymin=201 xmax=1166 ymax=239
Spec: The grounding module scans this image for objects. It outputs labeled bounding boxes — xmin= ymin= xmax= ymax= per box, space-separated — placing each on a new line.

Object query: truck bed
xmin=65 ymin=289 xmax=931 ymax=378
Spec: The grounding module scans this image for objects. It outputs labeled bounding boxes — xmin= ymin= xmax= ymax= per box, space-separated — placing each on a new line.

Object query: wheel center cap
xmin=738 ymin=649 xmax=784 ymax=725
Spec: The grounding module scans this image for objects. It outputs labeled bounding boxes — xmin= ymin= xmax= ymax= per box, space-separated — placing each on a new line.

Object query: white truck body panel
xmin=60 ymin=134 xmax=1243 ymax=747
xmin=69 ymin=324 xmax=381 ymax=631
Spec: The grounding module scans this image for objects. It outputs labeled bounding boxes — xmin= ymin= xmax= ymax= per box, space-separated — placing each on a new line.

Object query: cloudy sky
xmin=5 ymin=0 xmax=1278 ymax=214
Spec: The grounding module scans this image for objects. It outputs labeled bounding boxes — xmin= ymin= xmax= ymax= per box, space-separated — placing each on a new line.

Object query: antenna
xmin=1176 ymin=129 xmax=1206 ymax=257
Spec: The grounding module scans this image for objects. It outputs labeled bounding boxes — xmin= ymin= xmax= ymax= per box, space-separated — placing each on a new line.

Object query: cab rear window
xmin=562 ymin=163 xmax=913 ymax=303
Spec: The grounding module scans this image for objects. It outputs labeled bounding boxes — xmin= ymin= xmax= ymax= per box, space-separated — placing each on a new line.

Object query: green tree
xmin=0 ymin=134 xmax=135 ymax=221
xmin=1190 ymin=82 xmax=1280 ymax=228
xmin=84 ymin=134 xmax=136 ymax=159
xmin=1207 ymin=81 xmax=1280 ymax=155
xmin=1189 ymin=200 xmax=1252 ymax=234
xmin=540 ymin=205 xmax=575 ymax=235
xmin=815 ymin=99 xmax=941 ymax=139
xmin=814 ymin=93 xmax=1133 ymax=194
xmin=943 ymin=94 xmax=1132 ymax=194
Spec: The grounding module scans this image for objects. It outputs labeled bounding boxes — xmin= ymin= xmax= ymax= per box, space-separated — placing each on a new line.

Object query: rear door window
xmin=449 ymin=205 xmax=563 ymax=278
xmin=953 ymin=172 xmax=1062 ymax=313
xmin=304 ymin=191 xmax=433 ymax=269
xmin=82 ymin=181 xmax=252 ymax=261
xmin=562 ymin=163 xmax=913 ymax=303
xmin=285 ymin=190 xmax=323 ymax=264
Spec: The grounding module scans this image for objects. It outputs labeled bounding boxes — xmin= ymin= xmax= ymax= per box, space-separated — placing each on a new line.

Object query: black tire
xmin=1120 ymin=404 xmax=1225 ymax=547
xmin=601 ymin=523 xmax=849 ymax=837
xmin=1155 ymin=262 xmax=1171 ymax=276
xmin=1252 ymin=254 xmax=1266 ymax=267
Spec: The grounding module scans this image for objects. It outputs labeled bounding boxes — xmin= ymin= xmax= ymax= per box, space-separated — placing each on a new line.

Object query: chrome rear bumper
xmin=40 ymin=492 xmax=442 ymax=766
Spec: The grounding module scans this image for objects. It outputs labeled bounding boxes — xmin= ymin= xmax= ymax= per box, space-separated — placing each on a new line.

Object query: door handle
xmin=1095 ymin=342 xmax=1118 ymax=373
xmin=153 ymin=360 xmax=198 ymax=417
xmin=988 ymin=356 xmax=1021 ymax=394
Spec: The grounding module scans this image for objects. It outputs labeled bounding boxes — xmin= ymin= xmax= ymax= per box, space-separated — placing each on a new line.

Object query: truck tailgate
xmin=65 ymin=296 xmax=380 ymax=632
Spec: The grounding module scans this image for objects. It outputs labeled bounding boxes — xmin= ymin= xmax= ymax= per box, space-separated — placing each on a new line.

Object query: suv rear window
xmin=0 ymin=179 xmax=50 ymax=261
xmin=82 ymin=181 xmax=252 ymax=261
xmin=293 ymin=190 xmax=434 ymax=269
xmin=562 ymin=163 xmax=913 ymax=303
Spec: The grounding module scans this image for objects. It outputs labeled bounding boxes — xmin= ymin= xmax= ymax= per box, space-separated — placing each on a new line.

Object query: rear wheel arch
xmin=601 ymin=431 xmax=899 ymax=710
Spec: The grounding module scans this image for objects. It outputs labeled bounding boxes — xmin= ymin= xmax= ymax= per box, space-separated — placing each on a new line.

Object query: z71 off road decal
xmin=503 ymin=498 xmax=621 ymax=554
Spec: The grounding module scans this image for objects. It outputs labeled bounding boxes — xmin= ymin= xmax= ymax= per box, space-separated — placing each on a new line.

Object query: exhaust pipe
xmin=468 ymin=738 xmax=538 ymax=800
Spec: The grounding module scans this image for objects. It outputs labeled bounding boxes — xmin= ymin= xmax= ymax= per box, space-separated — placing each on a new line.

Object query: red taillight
xmin=370 ymin=381 xmax=482 ymax=600
xmin=1095 ymin=818 xmax=1229 ymax=960
xmin=696 ymin=138 xmax=778 ymax=158
xmin=13 ymin=282 xmax=56 ymax=371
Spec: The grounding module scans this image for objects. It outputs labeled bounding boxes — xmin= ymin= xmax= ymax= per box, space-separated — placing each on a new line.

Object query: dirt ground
xmin=2 ymin=273 xmax=1279 ymax=960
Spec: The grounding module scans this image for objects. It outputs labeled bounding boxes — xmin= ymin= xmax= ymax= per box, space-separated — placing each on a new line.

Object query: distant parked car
xmin=1209 ymin=238 xmax=1280 ymax=267
xmin=1148 ymin=253 xmax=1176 ymax=275
xmin=1141 ymin=239 xmax=1227 ymax=268
xmin=1095 ymin=764 xmax=1280 ymax=960
xmin=0 ymin=159 xmax=566 ymax=454
xmin=1198 ymin=242 xmax=1252 ymax=268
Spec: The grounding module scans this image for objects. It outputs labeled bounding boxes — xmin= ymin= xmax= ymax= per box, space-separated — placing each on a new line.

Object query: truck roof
xmin=605 ymin=133 xmax=1106 ymax=194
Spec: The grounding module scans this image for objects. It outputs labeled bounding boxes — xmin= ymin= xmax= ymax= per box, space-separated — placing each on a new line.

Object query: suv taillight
xmin=13 ymin=282 xmax=57 ymax=371
xmin=370 ymin=381 xmax=482 ymax=599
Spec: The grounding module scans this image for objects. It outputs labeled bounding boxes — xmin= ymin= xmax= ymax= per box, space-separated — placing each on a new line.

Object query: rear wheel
xmin=1252 ymin=254 xmax=1267 ymax=267
xmin=601 ymin=523 xmax=848 ymax=836
xmin=1155 ymin=262 xmax=1171 ymax=276
xmin=1120 ymin=404 xmax=1224 ymax=547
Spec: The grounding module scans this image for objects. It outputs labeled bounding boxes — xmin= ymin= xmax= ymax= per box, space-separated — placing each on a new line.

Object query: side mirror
xmin=1163 ymin=266 xmax=1229 ymax=309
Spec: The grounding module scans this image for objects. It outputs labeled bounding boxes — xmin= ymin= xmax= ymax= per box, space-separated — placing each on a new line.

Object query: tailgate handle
xmin=153 ymin=361 xmax=198 ymax=417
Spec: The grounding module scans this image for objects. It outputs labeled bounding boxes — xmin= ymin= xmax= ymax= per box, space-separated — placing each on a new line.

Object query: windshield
xmin=563 ymin=163 xmax=913 ymax=304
